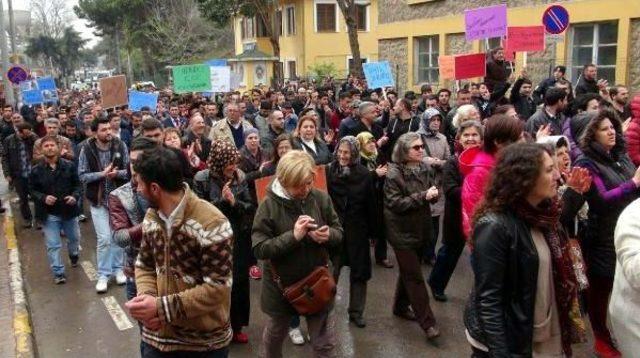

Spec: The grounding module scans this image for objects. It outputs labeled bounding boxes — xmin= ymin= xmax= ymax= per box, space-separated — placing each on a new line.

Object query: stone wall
xmin=379 ymin=38 xmax=409 ymax=94
xmin=445 ymin=33 xmax=471 ymax=55
xmin=379 ymin=0 xmax=567 ymax=24
xmin=524 ymin=41 xmax=556 ymax=87
xmin=630 ymin=18 xmax=640 ymax=95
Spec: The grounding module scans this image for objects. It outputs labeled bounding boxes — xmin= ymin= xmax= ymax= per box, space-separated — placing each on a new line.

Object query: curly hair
xmin=472 ymin=143 xmax=552 ymax=226
xmin=579 ymin=107 xmax=623 ymax=153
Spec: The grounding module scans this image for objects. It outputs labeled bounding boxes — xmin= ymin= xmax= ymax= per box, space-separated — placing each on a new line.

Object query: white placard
xmin=210 ymin=66 xmax=231 ymax=92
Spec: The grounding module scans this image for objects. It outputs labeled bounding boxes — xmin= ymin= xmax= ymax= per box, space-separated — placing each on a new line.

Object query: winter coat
xmin=29 ymin=158 xmax=82 ymax=221
xmin=252 ymin=182 xmax=343 ymax=316
xmin=421 ymin=132 xmax=450 ymax=217
xmin=484 ymin=59 xmax=511 ymax=93
xmin=575 ymin=76 xmax=599 ymax=96
xmin=525 ymin=107 xmax=566 ymax=139
xmin=291 ymin=137 xmax=332 ymax=165
xmin=383 ymin=162 xmax=435 ymax=250
xmin=460 ymin=147 xmax=496 ymax=238
xmin=442 ymin=156 xmax=464 ymax=247
xmin=575 ymin=142 xmax=640 ymax=277
xmin=326 ymin=162 xmax=374 ymax=282
xmin=625 ymin=95 xmax=640 ymax=166
xmin=109 ymin=181 xmax=148 ymax=277
xmin=610 ymin=198 xmax=640 ymax=357
xmin=2 ymin=132 xmax=37 ymax=179
xmin=464 ymin=211 xmax=542 ymax=357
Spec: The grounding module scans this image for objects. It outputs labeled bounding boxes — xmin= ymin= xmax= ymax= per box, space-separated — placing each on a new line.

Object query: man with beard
xmin=575 ymin=63 xmax=608 ymax=96
xmin=29 ymin=136 xmax=82 ymax=284
xmin=78 ymin=116 xmax=130 ymax=293
xmin=525 ymin=87 xmax=569 ymax=138
xmin=609 ymin=85 xmax=632 ymax=122
xmin=125 ymin=147 xmax=233 ymax=357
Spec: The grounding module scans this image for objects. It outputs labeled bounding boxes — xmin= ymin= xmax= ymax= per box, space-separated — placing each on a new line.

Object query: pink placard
xmin=464 ymin=4 xmax=508 ymax=41
xmin=438 ymin=56 xmax=456 ymax=80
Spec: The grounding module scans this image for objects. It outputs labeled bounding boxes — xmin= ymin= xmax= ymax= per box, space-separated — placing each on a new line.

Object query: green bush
xmin=307 ymin=62 xmax=339 ymax=80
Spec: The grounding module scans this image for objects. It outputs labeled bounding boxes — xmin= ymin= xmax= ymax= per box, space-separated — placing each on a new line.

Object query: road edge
xmin=5 ymin=202 xmax=35 ymax=358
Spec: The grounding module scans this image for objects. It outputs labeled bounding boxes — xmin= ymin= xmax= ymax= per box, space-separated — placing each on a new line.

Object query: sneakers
xmin=349 ymin=315 xmax=366 ymax=328
xmin=54 ymin=274 xmax=66 ymax=284
xmin=249 ymin=265 xmax=262 ymax=280
xmin=288 ymin=327 xmax=305 ymax=345
xmin=96 ymin=277 xmax=109 ymax=293
xmin=232 ymin=331 xmax=249 ymax=344
xmin=78 ymin=214 xmax=87 ymax=222
xmin=594 ymin=338 xmax=622 ymax=357
xmin=115 ymin=270 xmax=127 ymax=285
xmin=69 ymin=255 xmax=79 ymax=267
xmin=426 ymin=326 xmax=441 ymax=340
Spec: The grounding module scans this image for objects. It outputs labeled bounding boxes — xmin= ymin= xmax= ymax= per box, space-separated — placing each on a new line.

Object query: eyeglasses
xmin=411 ymin=144 xmax=425 ymax=151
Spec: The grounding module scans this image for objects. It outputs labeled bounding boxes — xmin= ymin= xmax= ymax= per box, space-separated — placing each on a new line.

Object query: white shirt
xmin=157 ymin=191 xmax=187 ymax=238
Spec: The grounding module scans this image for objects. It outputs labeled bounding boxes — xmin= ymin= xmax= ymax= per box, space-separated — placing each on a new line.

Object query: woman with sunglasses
xmin=384 ymin=132 xmax=441 ymax=341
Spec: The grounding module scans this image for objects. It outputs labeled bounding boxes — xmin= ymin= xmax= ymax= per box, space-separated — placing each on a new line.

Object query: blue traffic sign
xmin=6 ymin=65 xmax=28 ymax=85
xmin=542 ymin=5 xmax=569 ymax=35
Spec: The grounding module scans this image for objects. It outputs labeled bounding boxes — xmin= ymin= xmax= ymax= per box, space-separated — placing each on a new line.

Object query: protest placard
xmin=210 ymin=66 xmax=231 ymax=93
xmin=506 ymin=26 xmax=546 ymax=52
xmin=173 ymin=64 xmax=211 ymax=93
xmin=454 ymin=53 xmax=486 ymax=80
xmin=128 ymin=91 xmax=159 ymax=112
xmin=22 ymin=89 xmax=44 ymax=105
xmin=255 ymin=165 xmax=327 ymax=203
xmin=438 ymin=56 xmax=456 ymax=80
xmin=36 ymin=77 xmax=56 ymax=91
xmin=206 ymin=59 xmax=228 ymax=67
xmin=362 ymin=61 xmax=395 ymax=89
xmin=464 ymin=4 xmax=507 ymax=41
xmin=231 ymin=72 xmax=242 ymax=90
xmin=99 ymin=75 xmax=128 ymax=108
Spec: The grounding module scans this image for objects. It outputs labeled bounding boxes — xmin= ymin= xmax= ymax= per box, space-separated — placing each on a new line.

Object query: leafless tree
xmin=30 ymin=0 xmax=72 ymax=39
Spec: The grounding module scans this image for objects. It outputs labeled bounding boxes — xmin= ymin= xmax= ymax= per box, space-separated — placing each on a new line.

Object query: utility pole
xmin=7 ymin=0 xmax=16 ymax=59
xmin=0 ymin=0 xmax=15 ymax=107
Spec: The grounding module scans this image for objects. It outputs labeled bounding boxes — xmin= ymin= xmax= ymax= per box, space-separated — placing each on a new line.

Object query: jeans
xmin=428 ymin=239 xmax=466 ymax=295
xmin=42 ymin=215 xmax=80 ymax=276
xmin=90 ymin=205 xmax=123 ymax=280
xmin=141 ymin=342 xmax=228 ymax=358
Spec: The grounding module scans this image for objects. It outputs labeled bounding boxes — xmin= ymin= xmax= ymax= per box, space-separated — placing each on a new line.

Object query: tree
xmin=336 ymin=0 xmax=364 ymax=76
xmin=57 ymin=28 xmax=89 ymax=87
xmin=30 ymin=0 xmax=71 ymax=39
xmin=25 ymin=35 xmax=58 ymax=74
xmin=197 ymin=0 xmax=283 ymax=86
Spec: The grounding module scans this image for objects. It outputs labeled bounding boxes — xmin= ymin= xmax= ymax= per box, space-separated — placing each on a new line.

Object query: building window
xmin=242 ymin=17 xmax=255 ymax=39
xmin=256 ymin=17 xmax=269 ymax=37
xmin=414 ymin=35 xmax=439 ymax=84
xmin=316 ymin=3 xmax=337 ymax=32
xmin=286 ymin=6 xmax=296 ymax=36
xmin=240 ymin=18 xmax=246 ymax=40
xmin=569 ymin=21 xmax=618 ymax=83
xmin=288 ymin=61 xmax=297 ymax=79
xmin=355 ymin=4 xmax=367 ymax=31
xmin=275 ymin=10 xmax=283 ymax=37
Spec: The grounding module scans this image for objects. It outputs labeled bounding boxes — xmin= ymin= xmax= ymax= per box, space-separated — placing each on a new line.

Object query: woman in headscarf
xmin=326 ymin=136 xmax=375 ymax=328
xmin=357 ymin=132 xmax=393 ymax=268
xmin=193 ymin=139 xmax=255 ymax=344
xmin=417 ymin=108 xmax=450 ymax=265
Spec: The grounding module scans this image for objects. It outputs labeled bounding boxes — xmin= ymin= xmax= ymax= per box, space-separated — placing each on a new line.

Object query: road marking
xmin=101 ymin=296 xmax=134 ymax=331
xmin=80 ymin=261 xmax=98 ymax=281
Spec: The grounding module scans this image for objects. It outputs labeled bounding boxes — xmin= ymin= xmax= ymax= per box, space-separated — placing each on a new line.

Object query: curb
xmin=5 ymin=201 xmax=35 ymax=358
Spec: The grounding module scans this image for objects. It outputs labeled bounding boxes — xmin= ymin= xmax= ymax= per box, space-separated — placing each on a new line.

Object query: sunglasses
xmin=411 ymin=144 xmax=425 ymax=151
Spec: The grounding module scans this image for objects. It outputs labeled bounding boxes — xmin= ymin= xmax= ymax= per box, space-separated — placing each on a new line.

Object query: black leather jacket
xmin=464 ymin=211 xmax=539 ymax=357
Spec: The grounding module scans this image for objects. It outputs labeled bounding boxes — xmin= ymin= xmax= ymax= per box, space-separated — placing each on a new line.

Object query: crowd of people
xmin=2 ymin=47 xmax=640 ymax=357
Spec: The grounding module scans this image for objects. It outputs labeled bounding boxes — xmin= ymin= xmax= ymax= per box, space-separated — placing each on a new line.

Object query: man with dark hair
xmin=533 ymin=65 xmax=566 ymax=102
xmin=125 ymin=146 xmax=233 ymax=357
xmin=510 ymin=70 xmax=537 ymax=120
xmin=484 ymin=46 xmax=513 ymax=93
xmin=163 ymin=103 xmax=187 ymax=130
xmin=140 ymin=118 xmax=164 ymax=143
xmin=109 ymin=112 xmax=133 ymax=148
xmin=29 ymin=135 xmax=82 ymax=284
xmin=436 ymin=89 xmax=452 ymax=118
xmin=2 ymin=122 xmax=37 ymax=222
xmin=109 ymin=137 xmax=157 ymax=302
xmin=609 ymin=85 xmax=632 ymax=121
xmin=525 ymin=87 xmax=569 ymax=138
xmin=575 ymin=63 xmax=608 ymax=96
xmin=0 ymin=105 xmax=15 ymax=143
xmin=252 ymin=100 xmax=271 ymax=140
xmin=329 ymin=92 xmax=353 ymax=133
xmin=33 ymin=118 xmax=74 ymax=162
xmin=78 ymin=116 xmax=130 ymax=293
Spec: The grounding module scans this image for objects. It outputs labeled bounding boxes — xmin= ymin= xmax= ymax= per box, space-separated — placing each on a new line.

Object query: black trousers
xmin=141 ymin=342 xmax=228 ymax=358
xmin=428 ymin=238 xmax=466 ymax=295
xmin=13 ymin=177 xmax=32 ymax=221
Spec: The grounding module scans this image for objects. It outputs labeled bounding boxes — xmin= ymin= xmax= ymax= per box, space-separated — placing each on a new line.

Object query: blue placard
xmin=542 ymin=5 xmax=569 ymax=35
xmin=36 ymin=76 xmax=57 ymax=91
xmin=22 ymin=89 xmax=44 ymax=105
xmin=362 ymin=61 xmax=395 ymax=89
xmin=205 ymin=59 xmax=227 ymax=67
xmin=128 ymin=91 xmax=159 ymax=112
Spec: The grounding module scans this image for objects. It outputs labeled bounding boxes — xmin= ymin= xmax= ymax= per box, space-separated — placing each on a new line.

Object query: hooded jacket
xmin=460 ymin=147 xmax=496 ymax=238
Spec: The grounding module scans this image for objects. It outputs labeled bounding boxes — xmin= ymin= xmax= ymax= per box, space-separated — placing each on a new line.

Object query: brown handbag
xmin=270 ymin=254 xmax=337 ymax=316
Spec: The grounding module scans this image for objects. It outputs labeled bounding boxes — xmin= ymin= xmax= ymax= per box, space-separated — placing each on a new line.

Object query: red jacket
xmin=460 ymin=147 xmax=496 ymax=238
xmin=626 ymin=95 xmax=640 ymax=166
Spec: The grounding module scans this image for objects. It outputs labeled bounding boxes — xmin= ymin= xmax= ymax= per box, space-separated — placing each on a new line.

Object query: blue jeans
xmin=90 ymin=205 xmax=123 ymax=280
xmin=42 ymin=215 xmax=80 ymax=276
xmin=428 ymin=239 xmax=465 ymax=295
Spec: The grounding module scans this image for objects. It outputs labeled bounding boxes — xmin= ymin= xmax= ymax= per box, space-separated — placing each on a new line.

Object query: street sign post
xmin=6 ymin=65 xmax=28 ymax=85
xmin=542 ymin=5 xmax=570 ymax=34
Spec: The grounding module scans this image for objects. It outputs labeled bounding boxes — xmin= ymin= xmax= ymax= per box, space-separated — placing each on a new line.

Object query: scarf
xmin=332 ymin=136 xmax=360 ymax=178
xmin=356 ymin=131 xmax=377 ymax=163
xmin=417 ymin=107 xmax=441 ymax=138
xmin=208 ymin=139 xmax=240 ymax=178
xmin=513 ymin=198 xmax=587 ymax=356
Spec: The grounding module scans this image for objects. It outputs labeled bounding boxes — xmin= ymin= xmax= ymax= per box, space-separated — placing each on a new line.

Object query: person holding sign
xmin=484 ymin=47 xmax=513 ymax=94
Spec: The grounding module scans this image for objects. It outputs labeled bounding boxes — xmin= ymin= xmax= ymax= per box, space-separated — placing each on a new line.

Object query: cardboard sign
xmin=173 ymin=64 xmax=211 ymax=93
xmin=438 ymin=56 xmax=456 ymax=80
xmin=209 ymin=66 xmax=231 ymax=93
xmin=36 ymin=76 xmax=56 ymax=91
xmin=99 ymin=75 xmax=128 ymax=108
xmin=22 ymin=89 xmax=44 ymax=105
xmin=454 ymin=53 xmax=486 ymax=80
xmin=464 ymin=4 xmax=508 ymax=41
xmin=362 ymin=61 xmax=395 ymax=89
xmin=506 ymin=26 xmax=545 ymax=52
xmin=255 ymin=165 xmax=328 ymax=203
xmin=128 ymin=91 xmax=159 ymax=112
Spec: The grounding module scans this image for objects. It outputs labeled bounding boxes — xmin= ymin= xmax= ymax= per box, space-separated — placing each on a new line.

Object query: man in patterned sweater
xmin=125 ymin=147 xmax=233 ymax=357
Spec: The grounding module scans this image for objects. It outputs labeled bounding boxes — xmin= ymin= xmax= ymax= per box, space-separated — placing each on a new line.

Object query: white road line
xmin=80 ymin=260 xmax=98 ymax=281
xmin=101 ymin=296 xmax=134 ymax=331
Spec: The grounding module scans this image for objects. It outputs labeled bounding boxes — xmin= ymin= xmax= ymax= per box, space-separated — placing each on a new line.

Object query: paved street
xmin=13 ymin=205 xmax=592 ymax=357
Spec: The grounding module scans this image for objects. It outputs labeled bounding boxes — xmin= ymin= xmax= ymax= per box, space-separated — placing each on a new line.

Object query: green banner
xmin=172 ymin=64 xmax=211 ymax=93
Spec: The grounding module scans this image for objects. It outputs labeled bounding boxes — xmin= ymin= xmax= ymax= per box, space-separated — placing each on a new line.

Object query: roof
xmin=228 ymin=48 xmax=279 ymax=62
